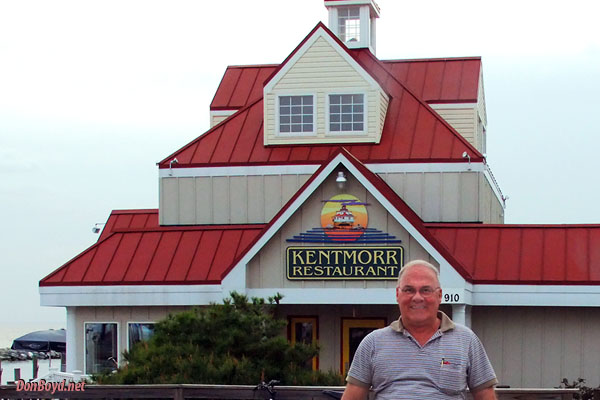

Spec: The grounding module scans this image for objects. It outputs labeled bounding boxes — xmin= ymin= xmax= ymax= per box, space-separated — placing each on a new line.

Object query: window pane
xmin=279 ymin=95 xmax=313 ymax=134
xmin=85 ymin=323 xmax=118 ymax=374
xmin=302 ymin=124 xmax=313 ymax=132
xmin=330 ymin=105 xmax=340 ymax=113
xmin=354 ymin=114 xmax=363 ymax=122
xmin=128 ymin=323 xmax=155 ymax=349
xmin=330 ymin=123 xmax=341 ymax=131
xmin=353 ymin=123 xmax=364 ymax=131
xmin=342 ymin=105 xmax=352 ymax=113
xmin=341 ymin=94 xmax=352 ymax=103
xmin=353 ymin=94 xmax=364 ymax=102
xmin=353 ymin=105 xmax=363 ymax=113
xmin=330 ymin=114 xmax=340 ymax=123
xmin=330 ymin=95 xmax=341 ymax=105
xmin=342 ymin=123 xmax=352 ymax=131
xmin=342 ymin=114 xmax=352 ymax=122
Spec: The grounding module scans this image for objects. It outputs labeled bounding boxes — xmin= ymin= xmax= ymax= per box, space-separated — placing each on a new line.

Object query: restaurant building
xmin=40 ymin=0 xmax=600 ymax=388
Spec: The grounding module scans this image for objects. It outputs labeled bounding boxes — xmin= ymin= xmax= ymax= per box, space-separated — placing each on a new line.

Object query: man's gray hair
xmin=397 ymin=260 xmax=440 ymax=286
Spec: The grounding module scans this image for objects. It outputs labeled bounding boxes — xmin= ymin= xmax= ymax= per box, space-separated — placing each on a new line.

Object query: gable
xmin=263 ymin=25 xmax=389 ymax=146
xmin=246 ymin=171 xmax=439 ymax=293
xmin=221 ymin=149 xmax=471 ymax=303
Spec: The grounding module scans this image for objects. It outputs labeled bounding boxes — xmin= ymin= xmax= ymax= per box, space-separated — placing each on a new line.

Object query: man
xmin=342 ymin=260 xmax=497 ymax=400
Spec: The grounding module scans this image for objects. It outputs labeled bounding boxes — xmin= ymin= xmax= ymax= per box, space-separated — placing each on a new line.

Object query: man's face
xmin=396 ymin=265 xmax=442 ymax=328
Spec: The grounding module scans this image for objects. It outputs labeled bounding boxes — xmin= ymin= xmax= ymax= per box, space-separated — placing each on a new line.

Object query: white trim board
xmin=40 ymin=285 xmax=223 ymax=307
xmin=472 ymin=284 xmax=600 ymax=307
xmin=158 ymin=162 xmax=482 ymax=178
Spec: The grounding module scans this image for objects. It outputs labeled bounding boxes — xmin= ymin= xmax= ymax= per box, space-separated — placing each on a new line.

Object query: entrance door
xmin=341 ymin=318 xmax=386 ymax=374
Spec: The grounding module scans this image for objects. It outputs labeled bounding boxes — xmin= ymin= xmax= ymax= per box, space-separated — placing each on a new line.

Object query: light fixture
xmin=462 ymin=151 xmax=471 ymax=170
xmin=336 ymin=171 xmax=347 ymax=190
xmin=168 ymin=158 xmax=179 ymax=176
xmin=92 ymin=223 xmax=105 ymax=234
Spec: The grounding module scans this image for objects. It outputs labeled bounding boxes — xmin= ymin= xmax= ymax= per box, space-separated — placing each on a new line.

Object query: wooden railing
xmin=0 ymin=384 xmax=585 ymax=400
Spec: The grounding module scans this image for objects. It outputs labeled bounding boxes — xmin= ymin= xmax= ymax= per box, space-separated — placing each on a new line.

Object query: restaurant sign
xmin=286 ymin=246 xmax=404 ymax=280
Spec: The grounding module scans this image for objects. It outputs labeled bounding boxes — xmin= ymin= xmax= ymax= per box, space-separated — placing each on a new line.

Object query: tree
xmin=97 ymin=292 xmax=343 ymax=385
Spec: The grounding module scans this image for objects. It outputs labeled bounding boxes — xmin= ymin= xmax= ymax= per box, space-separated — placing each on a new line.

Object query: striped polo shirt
xmin=347 ymin=311 xmax=497 ymax=399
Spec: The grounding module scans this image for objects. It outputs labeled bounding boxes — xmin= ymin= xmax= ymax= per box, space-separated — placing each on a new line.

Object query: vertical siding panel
xmin=501 ymin=308 xmax=523 ymax=386
xmin=161 ymin=178 xmax=179 ymax=225
xmin=281 ymin=175 xmax=299 ymax=207
xmin=178 ymin=177 xmax=196 ymax=225
xmin=229 ymin=176 xmax=248 ymax=223
xmin=479 ymin=175 xmax=492 ymax=223
xmin=258 ymin=232 xmax=282 ymax=288
xmin=385 ymin=173 xmax=405 ymax=199
xmin=195 ymin=177 xmax=213 ymax=224
xmin=247 ymin=257 xmax=261 ymax=288
xmin=476 ymin=307 xmax=504 ymax=386
xmin=422 ymin=173 xmax=441 ymax=221
xmin=582 ymin=308 xmax=600 ymax=385
xmin=264 ymin=175 xmax=282 ymax=222
xmin=404 ymin=173 xmax=423 ymax=216
xmin=441 ymin=173 xmax=460 ymax=221
xmin=459 ymin=172 xmax=479 ymax=222
xmin=522 ymin=308 xmax=544 ymax=387
xmin=562 ymin=309 xmax=583 ymax=382
xmin=212 ymin=176 xmax=230 ymax=224
xmin=542 ymin=308 xmax=563 ymax=387
xmin=247 ymin=176 xmax=265 ymax=223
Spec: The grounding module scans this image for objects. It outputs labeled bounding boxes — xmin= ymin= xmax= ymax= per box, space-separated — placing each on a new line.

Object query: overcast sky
xmin=0 ymin=0 xmax=599 ymax=347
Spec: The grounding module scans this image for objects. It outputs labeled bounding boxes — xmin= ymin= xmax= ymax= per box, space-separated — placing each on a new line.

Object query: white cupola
xmin=324 ymin=0 xmax=380 ymax=54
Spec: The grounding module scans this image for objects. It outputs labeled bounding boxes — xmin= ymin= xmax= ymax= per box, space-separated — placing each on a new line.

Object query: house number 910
xmin=444 ymin=293 xmax=460 ymax=303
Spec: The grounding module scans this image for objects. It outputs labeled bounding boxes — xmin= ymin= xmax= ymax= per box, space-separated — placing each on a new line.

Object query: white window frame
xmin=126 ymin=321 xmax=156 ymax=352
xmin=83 ymin=321 xmax=119 ymax=375
xmin=337 ymin=6 xmax=362 ymax=44
xmin=326 ymin=91 xmax=368 ymax=136
xmin=276 ymin=93 xmax=317 ymax=136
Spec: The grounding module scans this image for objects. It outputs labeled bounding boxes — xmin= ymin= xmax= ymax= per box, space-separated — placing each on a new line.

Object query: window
xmin=128 ymin=322 xmax=155 ymax=350
xmin=279 ymin=95 xmax=314 ymax=134
xmin=289 ymin=316 xmax=318 ymax=370
xmin=338 ymin=7 xmax=361 ymax=43
xmin=341 ymin=318 xmax=385 ymax=374
xmin=84 ymin=323 xmax=118 ymax=374
xmin=329 ymin=94 xmax=365 ymax=133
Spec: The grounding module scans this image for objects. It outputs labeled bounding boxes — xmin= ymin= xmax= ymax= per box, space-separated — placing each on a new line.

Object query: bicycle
xmin=254 ymin=379 xmax=280 ymax=400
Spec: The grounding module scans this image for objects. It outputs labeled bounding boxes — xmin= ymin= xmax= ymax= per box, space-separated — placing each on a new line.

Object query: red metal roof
xmin=427 ymin=224 xmax=600 ymax=284
xmin=209 ymin=54 xmax=480 ymax=110
xmin=380 ymin=57 xmax=481 ymax=104
xmin=160 ymin=23 xmax=483 ymax=168
xmin=210 ymin=65 xmax=278 ymax=111
xmin=40 ymin=210 xmax=266 ymax=286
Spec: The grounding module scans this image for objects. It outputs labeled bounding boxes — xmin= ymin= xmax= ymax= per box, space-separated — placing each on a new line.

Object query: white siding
xmin=472 ymin=306 xmax=600 ymax=388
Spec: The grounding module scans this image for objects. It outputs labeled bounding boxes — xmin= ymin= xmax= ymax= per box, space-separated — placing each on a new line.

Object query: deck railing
xmin=0 ymin=384 xmax=586 ymax=399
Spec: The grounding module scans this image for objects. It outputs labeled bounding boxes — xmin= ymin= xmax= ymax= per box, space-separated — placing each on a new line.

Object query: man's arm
xmin=341 ymin=382 xmax=369 ymax=400
xmin=471 ymin=386 xmax=497 ymax=400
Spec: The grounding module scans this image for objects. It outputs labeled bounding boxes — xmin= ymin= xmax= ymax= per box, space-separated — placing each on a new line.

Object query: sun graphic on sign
xmin=320 ymin=194 xmax=368 ymax=241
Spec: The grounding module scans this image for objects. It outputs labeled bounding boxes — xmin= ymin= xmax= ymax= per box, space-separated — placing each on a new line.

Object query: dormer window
xmin=278 ymin=95 xmax=315 ymax=134
xmin=328 ymin=94 xmax=365 ymax=134
xmin=338 ymin=7 xmax=361 ymax=44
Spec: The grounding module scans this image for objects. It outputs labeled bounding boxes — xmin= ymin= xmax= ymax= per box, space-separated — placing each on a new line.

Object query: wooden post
xmin=33 ymin=355 xmax=39 ymax=379
xmin=14 ymin=368 xmax=21 ymax=382
xmin=0 ymin=359 xmax=2 ymax=383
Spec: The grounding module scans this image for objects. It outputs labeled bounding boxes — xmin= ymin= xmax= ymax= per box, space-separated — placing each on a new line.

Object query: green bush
xmin=95 ymin=292 xmax=344 ymax=385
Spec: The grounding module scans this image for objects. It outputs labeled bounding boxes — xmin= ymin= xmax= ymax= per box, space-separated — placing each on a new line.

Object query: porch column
xmin=451 ymin=304 xmax=471 ymax=328
xmin=66 ymin=307 xmax=77 ymax=372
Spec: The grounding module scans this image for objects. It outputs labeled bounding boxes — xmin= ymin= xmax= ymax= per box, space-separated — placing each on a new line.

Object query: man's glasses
xmin=400 ymin=286 xmax=440 ymax=297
